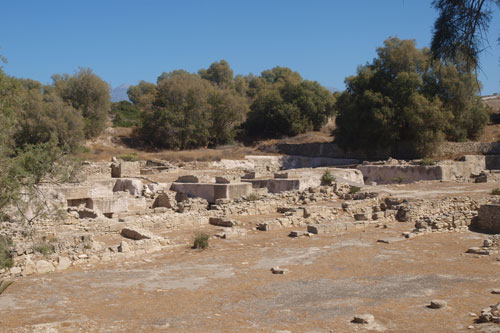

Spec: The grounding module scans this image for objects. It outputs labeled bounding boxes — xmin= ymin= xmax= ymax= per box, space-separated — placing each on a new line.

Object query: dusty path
xmin=0 ymin=222 xmax=498 ymax=332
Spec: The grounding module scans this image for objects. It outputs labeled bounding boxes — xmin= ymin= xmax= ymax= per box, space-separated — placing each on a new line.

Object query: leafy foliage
xmin=335 ymin=37 xmax=488 ymax=158
xmin=0 ymin=66 xmax=81 ymax=224
xmin=192 ymin=232 xmax=210 ymax=250
xmin=0 ymin=236 xmax=13 ymax=269
xmin=111 ymin=101 xmax=141 ymax=127
xmin=243 ymin=67 xmax=336 ymax=139
xmin=320 ymin=169 xmax=335 ymax=186
xmin=130 ymin=61 xmax=335 ymax=148
xmin=52 ymin=68 xmax=111 ymax=138
xmin=136 ymin=66 xmax=248 ymax=149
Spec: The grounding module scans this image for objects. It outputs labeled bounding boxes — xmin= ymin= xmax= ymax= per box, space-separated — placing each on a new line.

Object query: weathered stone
xmin=214 ymin=227 xmax=246 ymax=239
xmin=354 ymin=213 xmax=369 ymax=221
xmin=271 ymin=266 xmax=288 ymax=274
xmin=257 ymin=221 xmax=281 ymax=231
xmin=118 ymin=241 xmax=130 ymax=253
xmin=241 ymin=171 xmax=256 ymax=179
xmin=35 ymin=260 xmax=55 ymax=274
xmin=466 ymin=247 xmax=489 ymax=255
xmin=352 ymin=314 xmax=375 ymax=324
xmin=429 ymin=300 xmax=447 ymax=309
xmin=289 ymin=230 xmax=310 ymax=238
xmin=9 ymin=267 xmax=21 ymax=275
xmin=121 ymin=228 xmax=154 ymax=240
xmin=274 ymin=172 xmax=288 ymax=179
xmin=152 ymin=193 xmax=172 ymax=209
xmin=175 ymin=191 xmax=188 ymax=202
xmin=209 ymin=217 xmax=235 ymax=227
xmin=175 ymin=175 xmax=199 ymax=183
xmin=491 ymin=289 xmax=500 ymax=294
xmin=56 ymin=256 xmax=72 ymax=271
xmin=474 ymin=205 xmax=500 ymax=233
xmin=113 ymin=178 xmax=143 ymax=196
xmin=215 ymin=176 xmax=231 ymax=184
xmin=377 ymin=237 xmax=404 ymax=244
xmin=307 ymin=223 xmax=346 ymax=234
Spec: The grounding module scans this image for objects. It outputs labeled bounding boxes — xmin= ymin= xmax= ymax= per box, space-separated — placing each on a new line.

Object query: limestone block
xmin=35 ymin=260 xmax=55 ymax=274
xmin=152 ymin=193 xmax=172 ymax=209
xmin=113 ymin=178 xmax=143 ymax=196
xmin=209 ymin=217 xmax=236 ymax=227
xmin=56 ymin=256 xmax=72 ymax=271
xmin=121 ymin=228 xmax=155 ymax=240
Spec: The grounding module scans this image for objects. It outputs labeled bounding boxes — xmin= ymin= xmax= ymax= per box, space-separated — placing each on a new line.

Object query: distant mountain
xmin=111 ymin=84 xmax=130 ymax=102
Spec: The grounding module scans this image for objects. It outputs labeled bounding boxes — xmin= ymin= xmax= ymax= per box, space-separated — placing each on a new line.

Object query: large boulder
xmin=152 ymin=193 xmax=172 ymax=209
xmin=121 ymin=227 xmax=155 ymax=240
xmin=113 ymin=178 xmax=143 ymax=196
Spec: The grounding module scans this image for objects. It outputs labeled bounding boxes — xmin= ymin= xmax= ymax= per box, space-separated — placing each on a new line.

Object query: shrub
xmin=349 ymin=186 xmax=361 ymax=194
xmin=392 ymin=176 xmax=404 ymax=184
xmin=321 ymin=169 xmax=335 ymax=186
xmin=119 ymin=153 xmax=138 ymax=161
xmin=246 ymin=192 xmax=261 ymax=201
xmin=491 ymin=188 xmax=500 ymax=195
xmin=0 ymin=236 xmax=13 ymax=269
xmin=111 ymin=101 xmax=141 ymax=128
xmin=0 ymin=280 xmax=13 ymax=295
xmin=418 ymin=158 xmax=437 ymax=166
xmin=32 ymin=242 xmax=55 ymax=256
xmin=192 ymin=232 xmax=210 ymax=250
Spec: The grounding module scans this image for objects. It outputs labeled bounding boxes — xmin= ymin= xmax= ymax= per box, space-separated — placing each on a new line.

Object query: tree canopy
xmin=335 ymin=37 xmax=488 ymax=158
xmin=129 ymin=60 xmax=335 ymax=148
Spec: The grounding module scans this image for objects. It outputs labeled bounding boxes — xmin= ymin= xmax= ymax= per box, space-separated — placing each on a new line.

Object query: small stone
xmin=466 ymin=247 xmax=488 ymax=255
xmin=491 ymin=289 xmax=500 ymax=294
xmin=35 ymin=260 xmax=55 ymax=274
xmin=121 ymin=227 xmax=155 ymax=240
xmin=9 ymin=267 xmax=21 ymax=275
xmin=483 ymin=239 xmax=493 ymax=247
xmin=289 ymin=230 xmax=308 ymax=238
xmin=271 ymin=266 xmax=288 ymax=274
xmin=429 ymin=299 xmax=447 ymax=309
xmin=56 ymin=256 xmax=72 ymax=271
xmin=468 ymin=326 xmax=474 ymax=329
xmin=352 ymin=314 xmax=375 ymax=324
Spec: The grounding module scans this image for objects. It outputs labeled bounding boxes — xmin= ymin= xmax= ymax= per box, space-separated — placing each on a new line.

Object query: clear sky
xmin=1 ymin=0 xmax=499 ymax=95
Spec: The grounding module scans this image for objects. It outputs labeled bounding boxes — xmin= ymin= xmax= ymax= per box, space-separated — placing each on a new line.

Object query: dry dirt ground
xmin=0 ymin=182 xmax=499 ymax=332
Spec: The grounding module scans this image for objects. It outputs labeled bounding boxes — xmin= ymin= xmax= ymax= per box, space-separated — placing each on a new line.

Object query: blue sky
xmin=1 ymin=0 xmax=499 ymax=95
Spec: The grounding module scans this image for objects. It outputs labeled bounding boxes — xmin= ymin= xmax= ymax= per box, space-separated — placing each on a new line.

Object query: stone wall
xmin=475 ymin=205 xmax=500 ymax=233
xmin=275 ymin=141 xmax=500 ymax=161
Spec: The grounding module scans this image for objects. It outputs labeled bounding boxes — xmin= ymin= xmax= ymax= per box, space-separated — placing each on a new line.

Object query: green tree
xmin=52 ymin=68 xmax=110 ymax=138
xmin=243 ymin=67 xmax=336 ymax=139
xmin=14 ymin=88 xmax=84 ymax=152
xmin=335 ymin=37 xmax=487 ymax=158
xmin=140 ymin=71 xmax=213 ymax=149
xmin=110 ymin=100 xmax=141 ymax=127
xmin=127 ymin=80 xmax=156 ymax=108
xmin=139 ymin=69 xmax=248 ymax=149
xmin=207 ymin=90 xmax=248 ymax=145
xmin=0 ymin=66 xmax=79 ymax=223
xmin=199 ymin=59 xmax=234 ymax=89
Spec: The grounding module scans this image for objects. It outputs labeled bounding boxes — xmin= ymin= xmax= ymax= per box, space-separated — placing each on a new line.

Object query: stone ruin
xmin=1 ymin=152 xmax=500 ymax=286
